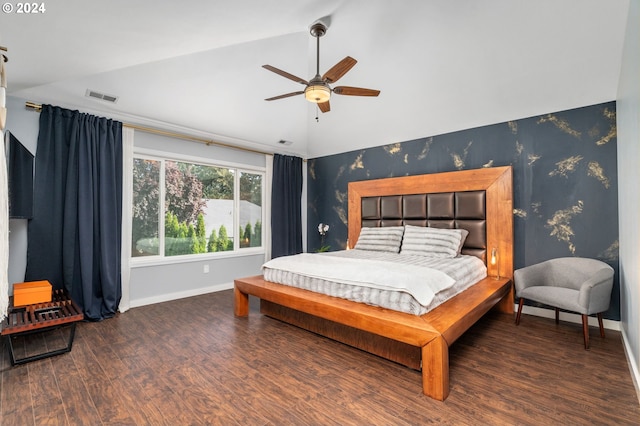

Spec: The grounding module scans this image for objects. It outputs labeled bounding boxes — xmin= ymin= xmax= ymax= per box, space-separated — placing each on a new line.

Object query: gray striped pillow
xmin=354 ymin=226 xmax=405 ymax=253
xmin=400 ymin=225 xmax=468 ymax=258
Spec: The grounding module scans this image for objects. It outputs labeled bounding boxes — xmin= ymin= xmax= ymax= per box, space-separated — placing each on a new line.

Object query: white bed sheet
xmin=262 ymin=250 xmax=487 ymax=315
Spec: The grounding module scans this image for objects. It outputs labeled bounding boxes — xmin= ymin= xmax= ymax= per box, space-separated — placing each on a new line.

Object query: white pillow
xmin=354 ymin=226 xmax=404 ymax=253
xmin=400 ymin=225 xmax=468 ymax=258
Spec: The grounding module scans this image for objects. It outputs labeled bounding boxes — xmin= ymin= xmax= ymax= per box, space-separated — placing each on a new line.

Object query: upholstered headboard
xmin=360 ymin=190 xmax=486 ymax=260
xmin=348 ymin=166 xmax=514 ymax=288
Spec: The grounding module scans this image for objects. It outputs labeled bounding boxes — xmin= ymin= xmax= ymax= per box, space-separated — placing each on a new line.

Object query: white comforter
xmin=263 ymin=252 xmax=455 ymax=306
xmin=262 ymin=250 xmax=487 ymax=315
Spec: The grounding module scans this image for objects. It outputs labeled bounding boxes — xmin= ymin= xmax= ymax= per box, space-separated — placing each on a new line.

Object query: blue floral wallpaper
xmin=307 ymin=101 xmax=619 ymax=320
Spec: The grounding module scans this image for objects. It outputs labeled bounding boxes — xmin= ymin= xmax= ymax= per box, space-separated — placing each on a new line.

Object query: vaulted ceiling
xmin=0 ymin=0 xmax=630 ymax=158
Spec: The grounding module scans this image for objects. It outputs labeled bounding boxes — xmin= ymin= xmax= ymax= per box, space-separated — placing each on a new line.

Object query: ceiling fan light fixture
xmin=263 ymin=19 xmax=379 ymax=113
xmin=304 ymin=84 xmax=331 ymax=103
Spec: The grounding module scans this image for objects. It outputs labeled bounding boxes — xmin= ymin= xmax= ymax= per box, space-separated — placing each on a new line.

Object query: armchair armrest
xmin=578 ymin=268 xmax=614 ymax=313
xmin=514 ymin=261 xmax=553 ymax=295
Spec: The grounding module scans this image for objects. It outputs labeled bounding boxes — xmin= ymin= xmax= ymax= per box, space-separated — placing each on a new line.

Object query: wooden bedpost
xmin=421 ymin=336 xmax=449 ymax=401
xmin=234 ymin=283 xmax=249 ymax=317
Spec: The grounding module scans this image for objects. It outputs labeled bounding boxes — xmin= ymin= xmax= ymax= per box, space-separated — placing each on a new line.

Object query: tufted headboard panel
xmin=348 ymin=166 xmax=513 ymax=288
xmin=361 ymin=190 xmax=487 ymax=261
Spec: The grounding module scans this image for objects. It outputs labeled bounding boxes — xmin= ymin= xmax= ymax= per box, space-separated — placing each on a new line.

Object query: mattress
xmin=263 ymin=250 xmax=487 ymax=315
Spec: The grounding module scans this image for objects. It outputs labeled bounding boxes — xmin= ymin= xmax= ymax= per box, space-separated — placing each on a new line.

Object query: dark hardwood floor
xmin=1 ymin=289 xmax=639 ymax=425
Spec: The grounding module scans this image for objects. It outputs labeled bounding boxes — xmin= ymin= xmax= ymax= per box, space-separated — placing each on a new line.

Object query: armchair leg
xmin=515 ymin=298 xmax=524 ymax=325
xmin=597 ymin=313 xmax=605 ymax=338
xmin=555 ymin=308 xmax=560 ymax=324
xmin=582 ymin=314 xmax=590 ymax=350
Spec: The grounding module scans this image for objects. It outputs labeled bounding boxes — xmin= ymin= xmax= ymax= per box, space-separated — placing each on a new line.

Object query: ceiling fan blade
xmin=262 ymin=65 xmax=308 ymax=85
xmin=322 ymin=56 xmax=357 ymax=84
xmin=265 ymin=91 xmax=305 ymax=101
xmin=318 ymin=101 xmax=330 ymax=113
xmin=333 ymin=86 xmax=380 ymax=97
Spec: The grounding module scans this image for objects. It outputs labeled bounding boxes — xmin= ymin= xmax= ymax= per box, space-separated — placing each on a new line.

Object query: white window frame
xmin=130 ymin=147 xmax=266 ymax=267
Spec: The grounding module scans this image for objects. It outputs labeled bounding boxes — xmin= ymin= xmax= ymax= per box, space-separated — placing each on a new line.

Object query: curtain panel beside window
xmin=271 ymin=154 xmax=303 ymax=258
xmin=25 ymin=105 xmax=123 ymax=321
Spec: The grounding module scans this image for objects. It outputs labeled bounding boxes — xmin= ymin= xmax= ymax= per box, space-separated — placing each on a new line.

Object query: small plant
xmin=316 ymin=223 xmax=330 ymax=252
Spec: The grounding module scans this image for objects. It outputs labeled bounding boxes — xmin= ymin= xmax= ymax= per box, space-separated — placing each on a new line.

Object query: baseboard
xmin=621 ymin=327 xmax=640 ymax=404
xmin=516 ymin=304 xmax=621 ymax=331
xmin=129 ymin=281 xmax=234 ymax=308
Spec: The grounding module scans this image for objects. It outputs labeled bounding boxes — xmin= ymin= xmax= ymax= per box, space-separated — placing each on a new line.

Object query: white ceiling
xmin=0 ymin=0 xmax=630 ymax=158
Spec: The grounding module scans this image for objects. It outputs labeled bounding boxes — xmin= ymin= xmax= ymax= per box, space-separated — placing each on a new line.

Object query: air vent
xmin=278 ymin=140 xmax=293 ymax=146
xmin=85 ymin=89 xmax=118 ymax=104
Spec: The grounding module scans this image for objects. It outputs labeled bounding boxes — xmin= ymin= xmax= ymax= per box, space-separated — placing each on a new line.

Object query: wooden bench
xmin=1 ymin=290 xmax=84 ymax=365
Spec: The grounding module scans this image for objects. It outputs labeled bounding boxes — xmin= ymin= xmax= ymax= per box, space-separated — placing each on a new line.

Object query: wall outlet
xmin=203 ymin=264 xmax=209 ymax=273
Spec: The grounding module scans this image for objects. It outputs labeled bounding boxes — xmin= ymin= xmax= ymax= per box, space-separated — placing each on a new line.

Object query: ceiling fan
xmin=262 ymin=21 xmax=380 ymax=113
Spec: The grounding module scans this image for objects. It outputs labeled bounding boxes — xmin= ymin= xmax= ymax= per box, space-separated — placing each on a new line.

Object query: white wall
xmin=130 ymin=254 xmax=264 ymax=307
xmin=6 ymin=95 xmax=38 ymax=288
xmin=616 ymin=0 xmax=640 ymax=393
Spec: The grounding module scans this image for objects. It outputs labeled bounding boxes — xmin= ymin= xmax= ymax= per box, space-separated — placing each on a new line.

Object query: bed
xmin=234 ymin=166 xmax=513 ymax=400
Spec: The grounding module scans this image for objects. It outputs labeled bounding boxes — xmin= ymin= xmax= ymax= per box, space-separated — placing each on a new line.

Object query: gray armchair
xmin=514 ymin=257 xmax=614 ymax=349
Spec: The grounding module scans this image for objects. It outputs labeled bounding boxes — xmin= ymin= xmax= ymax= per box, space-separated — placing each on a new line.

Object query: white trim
xmin=129 ymin=281 xmax=233 ymax=308
xmin=0 ymin=64 xmax=7 ymax=319
xmin=130 ymin=247 xmax=264 ymax=267
xmin=0 ymin=131 xmax=8 ymax=320
xmin=517 ymin=304 xmax=620 ymax=331
xmin=159 ymin=158 xmax=166 ymax=256
xmin=621 ymin=327 xmax=640 ymax=404
xmin=119 ymin=127 xmax=134 ymax=313
xmin=233 ymin=169 xmax=240 ymax=250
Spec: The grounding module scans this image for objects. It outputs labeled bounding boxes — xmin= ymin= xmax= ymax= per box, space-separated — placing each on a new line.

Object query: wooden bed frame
xmin=234 ymin=166 xmax=514 ymax=400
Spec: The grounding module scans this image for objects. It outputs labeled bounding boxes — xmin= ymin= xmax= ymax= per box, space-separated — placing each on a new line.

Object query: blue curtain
xmin=271 ymin=154 xmax=303 ymax=258
xmin=25 ymin=105 xmax=123 ymax=321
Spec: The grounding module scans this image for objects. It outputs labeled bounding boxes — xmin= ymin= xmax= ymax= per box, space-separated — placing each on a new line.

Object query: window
xmin=239 ymin=172 xmax=263 ymax=248
xmin=132 ymin=158 xmax=160 ymax=257
xmin=131 ymin=154 xmax=264 ymax=260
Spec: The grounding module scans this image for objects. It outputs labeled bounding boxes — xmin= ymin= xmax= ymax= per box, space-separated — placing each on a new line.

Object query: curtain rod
xmin=24 ymin=101 xmax=275 ymax=157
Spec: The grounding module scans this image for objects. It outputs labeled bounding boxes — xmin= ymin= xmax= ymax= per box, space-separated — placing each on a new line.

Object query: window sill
xmin=130 ymin=247 xmax=264 ymax=268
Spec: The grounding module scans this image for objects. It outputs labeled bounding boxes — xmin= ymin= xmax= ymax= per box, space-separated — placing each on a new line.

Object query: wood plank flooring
xmin=1 ymin=289 xmax=639 ymax=425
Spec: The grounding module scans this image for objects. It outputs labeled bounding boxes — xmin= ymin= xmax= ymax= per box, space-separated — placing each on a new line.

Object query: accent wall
xmin=307 ymin=101 xmax=619 ymax=320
